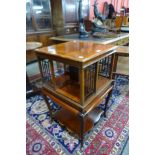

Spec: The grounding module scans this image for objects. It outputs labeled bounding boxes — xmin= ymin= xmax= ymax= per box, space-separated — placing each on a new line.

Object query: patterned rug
xmin=26 ymin=75 xmax=129 ymax=155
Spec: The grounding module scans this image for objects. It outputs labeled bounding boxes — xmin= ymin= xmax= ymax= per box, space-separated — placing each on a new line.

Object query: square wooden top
xmin=36 ymin=41 xmax=117 ymax=63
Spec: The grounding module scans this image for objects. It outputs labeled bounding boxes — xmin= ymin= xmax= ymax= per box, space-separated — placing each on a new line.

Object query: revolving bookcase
xmin=36 ymin=41 xmax=117 ymax=147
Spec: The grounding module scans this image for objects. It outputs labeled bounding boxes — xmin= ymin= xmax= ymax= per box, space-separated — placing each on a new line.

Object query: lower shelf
xmin=54 ymin=108 xmax=93 ymax=136
xmin=54 ymin=107 xmax=104 ymax=137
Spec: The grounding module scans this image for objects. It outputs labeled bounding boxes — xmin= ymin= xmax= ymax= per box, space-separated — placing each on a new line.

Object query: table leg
xmin=103 ymin=89 xmax=112 ymax=117
xmin=41 ymin=92 xmax=53 ymax=123
xmin=112 ymin=53 xmax=118 ymax=79
xmin=79 ymin=113 xmax=85 ymax=148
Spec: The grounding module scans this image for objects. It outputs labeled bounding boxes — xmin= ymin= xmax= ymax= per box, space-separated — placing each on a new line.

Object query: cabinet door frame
xmin=62 ymin=0 xmax=90 ymax=27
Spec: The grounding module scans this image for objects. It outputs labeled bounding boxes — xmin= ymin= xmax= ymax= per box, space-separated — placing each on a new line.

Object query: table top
xmin=50 ymin=32 xmax=129 ymax=45
xmin=26 ymin=42 xmax=42 ymax=51
xmin=36 ymin=41 xmax=117 ymax=63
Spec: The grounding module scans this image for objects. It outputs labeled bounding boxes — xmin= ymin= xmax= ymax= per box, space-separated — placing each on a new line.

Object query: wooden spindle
xmin=50 ymin=60 xmax=56 ymax=89
xmin=80 ymin=69 xmax=85 ymax=105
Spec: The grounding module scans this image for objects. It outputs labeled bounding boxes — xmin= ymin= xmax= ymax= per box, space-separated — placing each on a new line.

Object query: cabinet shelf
xmin=45 ymin=72 xmax=113 ymax=105
xmin=54 ymin=108 xmax=94 ymax=136
xmin=54 ymin=107 xmax=104 ymax=136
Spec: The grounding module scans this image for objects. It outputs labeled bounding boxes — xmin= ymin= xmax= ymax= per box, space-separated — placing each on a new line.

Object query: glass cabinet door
xmin=82 ymin=0 xmax=89 ymax=19
xmin=32 ymin=0 xmax=52 ymax=30
xmin=26 ymin=0 xmax=34 ymax=31
xmin=26 ymin=0 xmax=52 ymax=32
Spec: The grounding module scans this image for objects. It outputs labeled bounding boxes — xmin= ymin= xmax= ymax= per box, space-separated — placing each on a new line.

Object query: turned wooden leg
xmin=79 ymin=113 xmax=85 ymax=148
xmin=41 ymin=93 xmax=53 ymax=122
xmin=103 ymin=90 xmax=112 ymax=117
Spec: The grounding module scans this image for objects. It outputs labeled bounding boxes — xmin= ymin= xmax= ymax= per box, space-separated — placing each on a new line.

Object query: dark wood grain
xmin=51 ymin=0 xmax=89 ymax=35
xmin=36 ymin=41 xmax=117 ymax=64
xmin=26 ymin=32 xmax=56 ymax=46
xmin=54 ymin=108 xmax=93 ymax=136
xmin=64 ymin=0 xmax=77 ymax=24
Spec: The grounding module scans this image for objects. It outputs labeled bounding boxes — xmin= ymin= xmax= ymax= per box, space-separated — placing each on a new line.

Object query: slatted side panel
xmin=98 ymin=55 xmax=112 ymax=78
xmin=84 ymin=63 xmax=96 ymax=99
xmin=40 ymin=59 xmax=52 ymax=81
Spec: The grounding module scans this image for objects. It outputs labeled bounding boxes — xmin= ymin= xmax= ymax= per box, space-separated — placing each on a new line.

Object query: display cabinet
xmin=51 ymin=0 xmax=89 ymax=35
xmin=26 ymin=0 xmax=52 ymax=32
xmin=36 ymin=41 xmax=117 ymax=147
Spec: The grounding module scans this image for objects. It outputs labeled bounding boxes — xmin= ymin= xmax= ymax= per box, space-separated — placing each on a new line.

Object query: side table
xmin=26 ymin=42 xmax=42 ymax=97
xmin=35 ymin=41 xmax=118 ymax=147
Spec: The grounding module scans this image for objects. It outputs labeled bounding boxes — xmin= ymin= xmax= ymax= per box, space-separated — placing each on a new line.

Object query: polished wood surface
xmin=54 ymin=108 xmax=94 ymax=136
xmin=56 ymin=82 xmax=80 ymax=103
xmin=36 ymin=41 xmax=117 ymax=63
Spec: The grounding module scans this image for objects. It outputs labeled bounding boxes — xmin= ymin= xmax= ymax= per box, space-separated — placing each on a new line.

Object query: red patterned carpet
xmin=26 ymin=123 xmax=58 ymax=155
xmin=26 ymin=75 xmax=129 ymax=155
xmin=84 ymin=96 xmax=129 ymax=155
